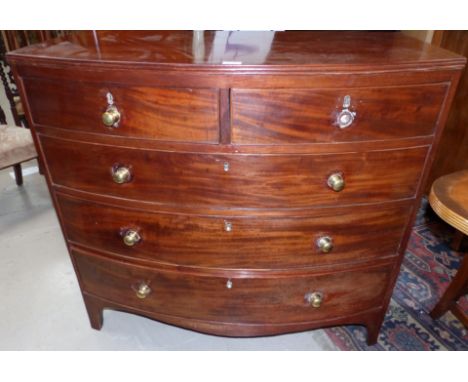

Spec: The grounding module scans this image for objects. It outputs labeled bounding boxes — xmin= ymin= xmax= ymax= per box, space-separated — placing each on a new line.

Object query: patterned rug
xmin=325 ymin=198 xmax=468 ymax=350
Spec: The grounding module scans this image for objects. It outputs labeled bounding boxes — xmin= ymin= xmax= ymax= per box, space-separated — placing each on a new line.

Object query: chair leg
xmin=38 ymin=157 xmax=45 ymax=175
xmin=13 ymin=163 xmax=23 ymax=186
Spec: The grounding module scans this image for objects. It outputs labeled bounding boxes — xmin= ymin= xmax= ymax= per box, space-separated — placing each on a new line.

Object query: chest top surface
xmin=6 ymin=30 xmax=465 ymax=71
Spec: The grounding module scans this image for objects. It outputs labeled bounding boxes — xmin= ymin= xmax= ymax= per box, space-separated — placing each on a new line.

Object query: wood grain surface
xmin=231 ymin=85 xmax=447 ymax=144
xmin=74 ymin=248 xmax=392 ymax=325
xmin=7 ymin=31 xmax=465 ymax=70
xmin=429 ymin=170 xmax=468 ymax=235
xmin=41 ymin=135 xmax=429 ymax=209
xmin=57 ymin=193 xmax=412 ymax=269
xmin=25 ymin=78 xmax=220 ymax=142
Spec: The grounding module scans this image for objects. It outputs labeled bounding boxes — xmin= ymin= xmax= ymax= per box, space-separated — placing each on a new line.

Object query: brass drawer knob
xmin=305 ymin=292 xmax=323 ymax=308
xmin=135 ymin=282 xmax=151 ymax=299
xmin=224 ymin=221 xmax=233 ymax=232
xmin=337 ymin=110 xmax=355 ymax=129
xmin=102 ymin=105 xmax=121 ymax=127
xmin=336 ymin=95 xmax=356 ymax=129
xmin=112 ymin=166 xmax=132 ymax=184
xmin=123 ymin=229 xmax=141 ymax=247
xmin=317 ymin=236 xmax=333 ymax=253
xmin=102 ymin=92 xmax=120 ymax=127
xmin=327 ymin=173 xmax=345 ymax=192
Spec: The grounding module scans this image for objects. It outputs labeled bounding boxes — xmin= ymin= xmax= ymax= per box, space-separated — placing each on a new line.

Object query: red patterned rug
xmin=325 ymin=198 xmax=468 ymax=350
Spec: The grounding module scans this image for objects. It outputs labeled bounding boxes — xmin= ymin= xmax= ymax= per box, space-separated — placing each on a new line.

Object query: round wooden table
xmin=429 ymin=170 xmax=468 ymax=328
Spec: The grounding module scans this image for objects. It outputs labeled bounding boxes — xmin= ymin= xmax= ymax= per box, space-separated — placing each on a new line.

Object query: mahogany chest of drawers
xmin=8 ymin=31 xmax=465 ymax=345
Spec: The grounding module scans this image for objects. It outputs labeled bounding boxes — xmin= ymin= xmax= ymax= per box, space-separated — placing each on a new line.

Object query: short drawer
xmin=24 ymin=77 xmax=220 ymax=143
xmin=231 ymin=84 xmax=447 ymax=144
xmin=41 ymin=135 xmax=428 ymax=208
xmin=59 ymin=194 xmax=411 ymax=269
xmin=73 ymin=249 xmax=392 ymax=324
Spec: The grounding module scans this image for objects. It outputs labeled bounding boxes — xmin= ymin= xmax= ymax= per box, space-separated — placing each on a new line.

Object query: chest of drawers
xmin=8 ymin=31 xmax=465 ymax=345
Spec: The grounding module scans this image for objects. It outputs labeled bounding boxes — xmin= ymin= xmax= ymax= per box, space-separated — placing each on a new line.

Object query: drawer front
xmin=59 ymin=194 xmax=411 ymax=269
xmin=74 ymin=249 xmax=392 ymax=324
xmin=42 ymin=136 xmax=428 ymax=208
xmin=231 ymin=85 xmax=447 ymax=144
xmin=24 ymin=78 xmax=220 ymax=143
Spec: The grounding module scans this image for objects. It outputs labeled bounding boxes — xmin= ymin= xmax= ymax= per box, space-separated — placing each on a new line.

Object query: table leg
xmin=430 ymin=253 xmax=468 ymax=328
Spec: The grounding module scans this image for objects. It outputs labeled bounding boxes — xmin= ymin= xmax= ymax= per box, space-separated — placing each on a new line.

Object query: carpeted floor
xmin=325 ymin=198 xmax=468 ymax=350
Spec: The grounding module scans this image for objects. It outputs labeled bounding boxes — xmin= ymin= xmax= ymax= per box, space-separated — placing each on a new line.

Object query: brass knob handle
xmin=123 ymin=230 xmax=141 ymax=247
xmin=337 ymin=110 xmax=355 ymax=128
xmin=317 ymin=236 xmax=333 ymax=253
xmin=102 ymin=105 xmax=120 ymax=127
xmin=305 ymin=292 xmax=323 ymax=308
xmin=112 ymin=166 xmax=132 ymax=184
xmin=327 ymin=173 xmax=345 ymax=192
xmin=336 ymin=95 xmax=356 ymax=129
xmin=135 ymin=282 xmax=151 ymax=299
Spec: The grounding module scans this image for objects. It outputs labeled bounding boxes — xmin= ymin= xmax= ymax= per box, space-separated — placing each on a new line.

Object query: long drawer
xmin=73 ymin=249 xmax=392 ymax=325
xmin=58 ymin=193 xmax=411 ymax=269
xmin=24 ymin=78 xmax=220 ymax=143
xmin=41 ymin=135 xmax=428 ymax=209
xmin=231 ymin=85 xmax=447 ymax=144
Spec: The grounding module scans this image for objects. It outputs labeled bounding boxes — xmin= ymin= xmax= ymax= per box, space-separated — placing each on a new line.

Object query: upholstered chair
xmin=0 ymin=105 xmax=37 ymax=186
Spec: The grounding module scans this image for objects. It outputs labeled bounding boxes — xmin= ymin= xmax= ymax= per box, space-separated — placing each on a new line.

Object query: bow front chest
xmin=8 ymin=31 xmax=465 ymax=344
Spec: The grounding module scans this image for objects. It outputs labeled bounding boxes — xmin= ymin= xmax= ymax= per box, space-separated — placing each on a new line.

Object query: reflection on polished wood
xmin=7 ymin=31 xmax=464 ymax=69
